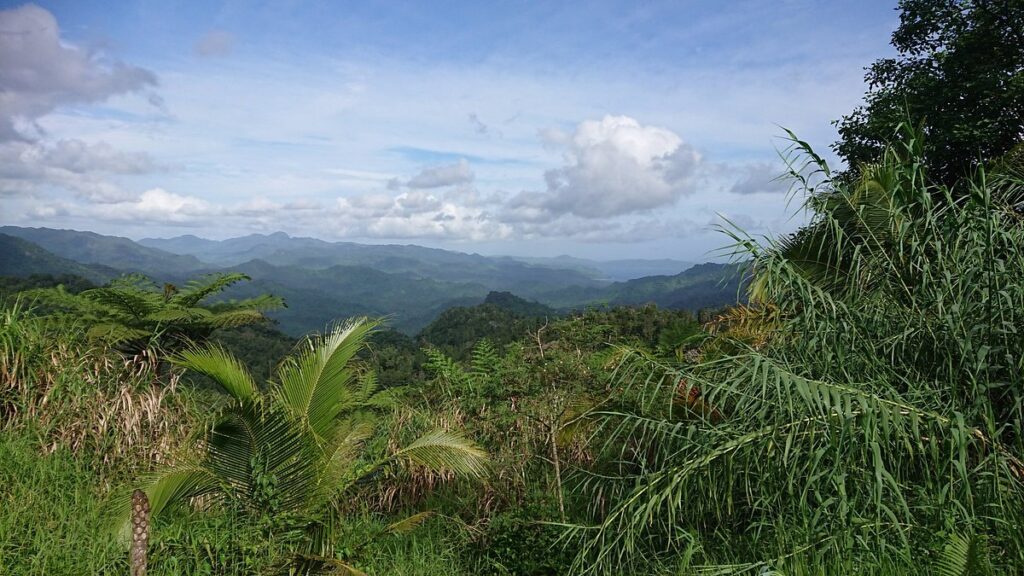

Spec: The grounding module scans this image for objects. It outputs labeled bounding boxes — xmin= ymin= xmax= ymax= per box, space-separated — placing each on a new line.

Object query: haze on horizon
xmin=0 ymin=0 xmax=898 ymax=260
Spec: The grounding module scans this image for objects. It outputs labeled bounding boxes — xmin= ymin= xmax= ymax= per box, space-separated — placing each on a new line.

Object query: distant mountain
xmin=0 ymin=234 xmax=117 ymax=284
xmin=2 ymin=227 xmax=744 ymax=337
xmin=541 ymin=262 xmax=747 ymax=311
xmin=140 ymin=232 xmax=605 ymax=297
xmin=1 ymin=226 xmax=203 ymax=278
xmin=512 ymin=255 xmax=694 ymax=281
xmin=224 ymin=259 xmax=487 ymax=336
xmin=142 ymin=232 xmax=694 ymax=283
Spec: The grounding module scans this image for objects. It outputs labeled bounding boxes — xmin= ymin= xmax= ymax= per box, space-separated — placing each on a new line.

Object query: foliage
xmin=209 ymin=323 xmax=296 ymax=386
xmin=1 ymin=303 xmax=199 ymax=481
xmin=418 ymin=302 xmax=548 ymax=361
xmin=834 ymin=0 xmax=1024 ymax=185
xmin=25 ymin=272 xmax=284 ymax=355
xmin=0 ymin=435 xmax=127 ymax=574
xmin=568 ymin=128 xmax=1024 ymax=574
xmin=125 ymin=318 xmax=488 ymax=572
xmin=0 ymin=273 xmax=96 ymax=298
xmin=475 ymin=500 xmax=575 ymax=576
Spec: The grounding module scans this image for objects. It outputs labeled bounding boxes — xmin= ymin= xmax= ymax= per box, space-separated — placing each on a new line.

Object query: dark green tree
xmin=28 ymin=272 xmax=284 ymax=356
xmin=835 ymin=0 xmax=1024 ymax=185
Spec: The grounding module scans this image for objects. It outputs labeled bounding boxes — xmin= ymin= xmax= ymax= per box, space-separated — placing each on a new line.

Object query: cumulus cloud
xmin=511 ymin=116 xmax=701 ymax=220
xmin=405 ymin=159 xmax=475 ymax=189
xmin=729 ymin=162 xmax=789 ymax=195
xmin=0 ymin=4 xmax=157 ymax=141
xmin=194 ymin=30 xmax=235 ymax=57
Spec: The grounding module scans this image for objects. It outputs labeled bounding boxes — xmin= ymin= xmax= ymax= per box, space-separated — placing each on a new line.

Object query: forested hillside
xmin=1 ymin=226 xmax=740 ymax=335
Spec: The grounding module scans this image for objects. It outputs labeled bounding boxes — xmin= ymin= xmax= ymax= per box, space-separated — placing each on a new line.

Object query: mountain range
xmin=0 ymin=226 xmax=745 ymax=335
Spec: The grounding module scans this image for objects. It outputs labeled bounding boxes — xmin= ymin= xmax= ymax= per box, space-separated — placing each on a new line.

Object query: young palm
xmin=121 ymin=318 xmax=487 ymax=572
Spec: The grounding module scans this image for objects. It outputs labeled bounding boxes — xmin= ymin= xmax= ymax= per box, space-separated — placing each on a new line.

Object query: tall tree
xmin=835 ymin=0 xmax=1024 ymax=185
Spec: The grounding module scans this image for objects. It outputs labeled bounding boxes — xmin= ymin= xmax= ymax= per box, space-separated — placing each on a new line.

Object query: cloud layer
xmin=0 ymin=3 xmax=859 ymax=258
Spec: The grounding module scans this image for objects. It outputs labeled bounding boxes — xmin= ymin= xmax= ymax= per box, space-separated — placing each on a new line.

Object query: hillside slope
xmin=0 ymin=234 xmax=117 ymax=284
xmin=1 ymin=227 xmax=203 ymax=277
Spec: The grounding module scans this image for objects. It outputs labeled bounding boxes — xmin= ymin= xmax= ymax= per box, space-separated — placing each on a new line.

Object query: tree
xmin=29 ymin=272 xmax=284 ymax=355
xmin=835 ymin=0 xmax=1024 ymax=185
xmin=121 ymin=318 xmax=487 ymax=573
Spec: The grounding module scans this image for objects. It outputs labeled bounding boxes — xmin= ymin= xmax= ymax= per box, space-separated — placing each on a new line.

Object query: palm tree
xmin=120 ymin=318 xmax=486 ymax=573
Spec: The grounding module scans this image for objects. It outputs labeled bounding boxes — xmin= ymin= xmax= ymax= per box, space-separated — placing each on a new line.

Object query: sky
xmin=0 ymin=0 xmax=899 ymax=260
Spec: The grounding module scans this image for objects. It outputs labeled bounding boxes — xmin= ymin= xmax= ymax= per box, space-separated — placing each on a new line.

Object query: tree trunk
xmin=130 ymin=489 xmax=150 ymax=576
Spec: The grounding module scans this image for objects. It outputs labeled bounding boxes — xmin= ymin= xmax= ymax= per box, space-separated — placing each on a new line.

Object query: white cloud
xmin=104 ymin=188 xmax=212 ymax=223
xmin=510 ymin=116 xmax=701 ymax=220
xmin=405 ymin=159 xmax=475 ymax=189
xmin=0 ymin=4 xmax=157 ymax=141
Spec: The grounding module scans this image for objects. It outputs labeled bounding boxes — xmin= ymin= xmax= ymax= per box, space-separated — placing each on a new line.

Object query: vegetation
xmin=22 ymin=272 xmax=284 ymax=354
xmin=565 ymin=127 xmax=1024 ymax=574
xmin=2 ymin=4 xmax=1022 ymax=575
xmin=127 ymin=318 xmax=487 ymax=573
xmin=835 ymin=0 xmax=1024 ymax=185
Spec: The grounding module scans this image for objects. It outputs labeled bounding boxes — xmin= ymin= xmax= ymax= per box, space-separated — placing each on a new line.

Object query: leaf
xmin=173 ymin=344 xmax=259 ymax=401
xmin=392 ymin=429 xmax=488 ymax=478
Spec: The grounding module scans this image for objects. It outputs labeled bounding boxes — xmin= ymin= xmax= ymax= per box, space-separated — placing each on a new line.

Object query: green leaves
xmin=937 ymin=532 xmax=994 ymax=576
xmin=392 ymin=429 xmax=488 ymax=479
xmin=173 ymin=345 xmax=258 ymax=401
xmin=128 ymin=315 xmax=487 ymax=569
xmin=36 ymin=272 xmax=284 ymax=356
xmin=275 ymin=318 xmax=380 ymax=442
xmin=570 ymin=126 xmax=1024 ymax=574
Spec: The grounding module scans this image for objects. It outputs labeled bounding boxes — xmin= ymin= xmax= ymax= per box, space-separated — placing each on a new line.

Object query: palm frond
xmin=112 ymin=465 xmax=220 ymax=541
xmin=392 ymin=429 xmax=488 ymax=478
xmin=383 ymin=511 xmax=434 ymax=535
xmin=172 ymin=344 xmax=259 ymax=401
xmin=171 ymin=273 xmax=251 ymax=308
xmin=936 ymin=532 xmax=993 ymax=576
xmin=274 ymin=318 xmax=379 ymax=441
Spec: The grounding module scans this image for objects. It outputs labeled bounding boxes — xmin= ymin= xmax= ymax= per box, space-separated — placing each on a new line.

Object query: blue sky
xmin=0 ymin=0 xmax=898 ymax=260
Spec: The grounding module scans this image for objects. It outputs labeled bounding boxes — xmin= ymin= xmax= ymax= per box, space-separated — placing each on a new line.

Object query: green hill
xmin=0 ymin=226 xmax=204 ymax=277
xmin=539 ymin=262 xmax=746 ymax=311
xmin=418 ymin=292 xmax=553 ymax=360
xmin=0 ymin=234 xmax=117 ymax=284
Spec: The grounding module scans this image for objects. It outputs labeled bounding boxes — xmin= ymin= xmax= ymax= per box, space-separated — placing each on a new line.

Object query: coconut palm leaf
xmin=173 ymin=345 xmax=259 ymax=401
xmin=392 ymin=429 xmax=488 ymax=478
xmin=275 ymin=318 xmax=380 ymax=442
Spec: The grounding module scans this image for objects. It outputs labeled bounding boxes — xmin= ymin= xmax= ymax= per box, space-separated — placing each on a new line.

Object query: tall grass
xmin=1 ymin=301 xmax=200 ymax=481
xmin=566 ymin=127 xmax=1024 ymax=575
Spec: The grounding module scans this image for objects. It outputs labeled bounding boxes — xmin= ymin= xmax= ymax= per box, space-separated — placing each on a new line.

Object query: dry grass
xmin=1 ymin=307 xmax=200 ymax=483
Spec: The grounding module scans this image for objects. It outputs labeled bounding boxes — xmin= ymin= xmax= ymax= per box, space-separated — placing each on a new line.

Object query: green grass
xmin=0 ymin=435 xmax=124 ymax=574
